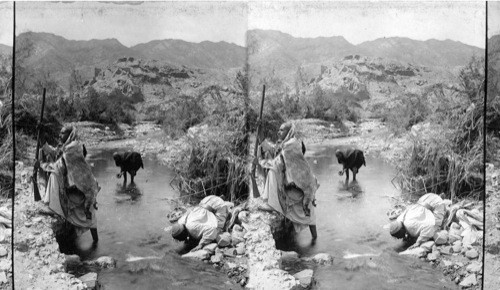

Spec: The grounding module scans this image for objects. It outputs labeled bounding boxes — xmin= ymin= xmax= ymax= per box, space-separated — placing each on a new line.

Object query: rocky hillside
xmin=17 ymin=32 xmax=245 ymax=89
xmin=75 ymin=57 xmax=240 ymax=120
xmin=0 ymin=44 xmax=11 ymax=56
xmin=488 ymin=35 xmax=500 ymax=98
xmin=248 ymin=29 xmax=483 ymax=90
xmin=297 ymin=55 xmax=458 ymax=114
xmin=357 ymin=37 xmax=482 ymax=68
xmin=131 ymin=39 xmax=245 ymax=70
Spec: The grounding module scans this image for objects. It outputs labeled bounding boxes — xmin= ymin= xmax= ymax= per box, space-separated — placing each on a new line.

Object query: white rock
xmin=182 ymin=250 xmax=210 ymax=260
xmin=420 ymin=241 xmax=435 ymax=252
xmin=427 ymin=252 xmax=439 ymax=261
xmin=312 ymin=253 xmax=333 ymax=265
xmin=459 ymin=274 xmax=477 ymax=287
xmin=217 ymin=232 xmax=231 ymax=248
xmin=433 ymin=230 xmax=448 ymax=245
xmin=399 ymin=247 xmax=427 ymax=258
xmin=0 ymin=246 xmax=7 ymax=257
xmin=466 ymin=262 xmax=482 ymax=273
xmin=293 ymin=269 xmax=313 ymax=288
xmin=465 ymin=249 xmax=479 ymax=259
xmin=94 ymin=256 xmax=116 ymax=268
xmin=79 ymin=272 xmax=98 ymax=289
xmin=203 ymin=243 xmax=217 ymax=254
xmin=210 ymin=252 xmax=223 ymax=264
xmin=0 ymin=271 xmax=6 ymax=284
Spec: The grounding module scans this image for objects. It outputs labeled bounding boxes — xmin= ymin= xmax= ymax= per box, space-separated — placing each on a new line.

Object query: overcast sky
xmin=16 ymin=1 xmax=248 ymax=47
xmin=249 ymin=1 xmax=486 ymax=48
xmin=0 ymin=2 xmax=13 ymax=46
xmin=9 ymin=1 xmax=488 ymax=48
xmin=490 ymin=1 xmax=500 ymax=38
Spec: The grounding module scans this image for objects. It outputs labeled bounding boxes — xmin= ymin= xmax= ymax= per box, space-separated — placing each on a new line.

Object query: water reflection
xmin=114 ymin=181 xmax=143 ymax=203
xmin=276 ymin=144 xmax=458 ymax=289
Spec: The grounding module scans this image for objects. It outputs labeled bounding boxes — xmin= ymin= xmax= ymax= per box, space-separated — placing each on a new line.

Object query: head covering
xmin=280 ymin=123 xmax=296 ymax=144
xmin=171 ymin=223 xmax=187 ymax=240
xmin=389 ymin=221 xmax=403 ymax=236
xmin=63 ymin=125 xmax=78 ymax=146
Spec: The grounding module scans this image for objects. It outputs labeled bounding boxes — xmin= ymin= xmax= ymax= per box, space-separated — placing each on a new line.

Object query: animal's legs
xmin=309 ymin=225 xmax=318 ymax=239
xmin=90 ymin=228 xmax=98 ymax=242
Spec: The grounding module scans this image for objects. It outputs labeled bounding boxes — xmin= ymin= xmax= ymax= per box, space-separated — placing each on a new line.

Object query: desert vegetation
xmin=0 ymin=52 xmax=12 ymax=198
xmin=397 ymin=57 xmax=484 ymax=200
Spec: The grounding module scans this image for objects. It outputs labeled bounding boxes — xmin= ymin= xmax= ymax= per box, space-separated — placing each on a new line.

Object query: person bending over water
xmin=252 ymin=123 xmax=319 ymax=239
xmin=171 ymin=195 xmax=233 ymax=251
xmin=35 ymin=125 xmax=99 ymax=241
xmin=389 ymin=193 xmax=446 ymax=249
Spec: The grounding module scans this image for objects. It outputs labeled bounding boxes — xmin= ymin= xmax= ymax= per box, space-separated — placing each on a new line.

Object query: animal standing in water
xmin=113 ymin=151 xmax=144 ymax=184
xmin=335 ymin=148 xmax=366 ymax=182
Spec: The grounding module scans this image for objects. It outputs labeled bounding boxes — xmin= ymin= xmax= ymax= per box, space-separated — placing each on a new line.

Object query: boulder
xmin=427 ymin=252 xmax=439 ymax=261
xmin=399 ymin=247 xmax=427 ymax=258
xmin=447 ymin=233 xmax=461 ymax=244
xmin=0 ymin=246 xmax=7 ymax=257
xmin=210 ymin=252 xmax=224 ymax=264
xmin=293 ymin=269 xmax=314 ymax=288
xmin=217 ymin=232 xmax=232 ymax=248
xmin=439 ymin=246 xmax=453 ymax=256
xmin=466 ymin=262 xmax=482 ymax=273
xmin=86 ymin=256 xmax=116 ymax=269
xmin=79 ymin=272 xmax=98 ymax=289
xmin=452 ymin=241 xmax=463 ymax=253
xmin=441 ymin=260 xmax=453 ymax=267
xmin=281 ymin=251 xmax=300 ymax=261
xmin=420 ymin=241 xmax=435 ymax=252
xmin=433 ymin=230 xmax=448 ymax=245
xmin=233 ymin=224 xmax=243 ymax=232
xmin=224 ymin=248 xmax=238 ymax=257
xmin=236 ymin=243 xmax=245 ymax=255
xmin=64 ymin=254 xmax=82 ymax=268
xmin=231 ymin=231 xmax=245 ymax=246
xmin=462 ymin=228 xmax=478 ymax=247
xmin=465 ymin=249 xmax=479 ymax=259
xmin=459 ymin=274 xmax=477 ymax=287
xmin=182 ymin=250 xmax=210 ymax=260
xmin=312 ymin=253 xmax=333 ymax=265
xmin=203 ymin=243 xmax=218 ymax=254
xmin=0 ymin=271 xmax=6 ymax=284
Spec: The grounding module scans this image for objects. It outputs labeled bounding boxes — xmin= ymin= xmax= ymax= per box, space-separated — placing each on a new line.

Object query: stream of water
xmin=60 ymin=143 xmax=457 ymax=290
xmin=276 ymin=144 xmax=457 ymax=290
xmin=62 ymin=148 xmax=232 ymax=290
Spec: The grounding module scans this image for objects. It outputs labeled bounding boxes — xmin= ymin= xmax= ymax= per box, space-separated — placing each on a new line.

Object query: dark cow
xmin=335 ymin=148 xmax=366 ymax=181
xmin=113 ymin=152 xmax=144 ymax=184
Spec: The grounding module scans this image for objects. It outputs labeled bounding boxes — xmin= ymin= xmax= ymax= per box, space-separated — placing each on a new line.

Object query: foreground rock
xmin=244 ymin=200 xmax=301 ymax=290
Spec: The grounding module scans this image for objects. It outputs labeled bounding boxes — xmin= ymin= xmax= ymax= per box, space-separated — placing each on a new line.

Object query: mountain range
xmin=0 ymin=44 xmax=11 ymax=56
xmin=247 ymin=30 xmax=483 ymax=78
xmin=488 ymin=34 xmax=500 ymax=99
xmin=17 ymin=30 xmax=483 ymax=89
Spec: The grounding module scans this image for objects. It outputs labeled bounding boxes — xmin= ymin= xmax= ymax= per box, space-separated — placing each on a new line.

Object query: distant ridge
xmin=248 ymin=29 xmax=484 ymax=70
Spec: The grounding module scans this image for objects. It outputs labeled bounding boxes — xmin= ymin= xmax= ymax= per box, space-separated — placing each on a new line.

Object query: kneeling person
xmin=389 ymin=202 xmax=436 ymax=249
xmin=171 ymin=195 xmax=232 ymax=252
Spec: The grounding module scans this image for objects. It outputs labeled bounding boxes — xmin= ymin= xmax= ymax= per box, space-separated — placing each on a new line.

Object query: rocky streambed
xmin=12 ymin=118 xmax=478 ymax=289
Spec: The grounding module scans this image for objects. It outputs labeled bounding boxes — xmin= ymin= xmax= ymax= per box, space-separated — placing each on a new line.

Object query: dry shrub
xmin=0 ymin=96 xmax=12 ymax=197
xmin=171 ymin=85 xmax=250 ymax=203
xmin=397 ymin=57 xmax=484 ymax=200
